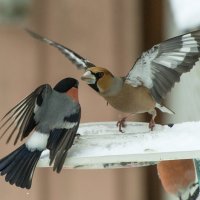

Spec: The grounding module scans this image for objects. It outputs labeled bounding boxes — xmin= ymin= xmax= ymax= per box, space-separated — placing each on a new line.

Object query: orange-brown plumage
xmin=66 ymin=87 xmax=79 ymax=102
xmin=104 ymin=83 xmax=155 ymax=113
xmin=157 ymin=160 xmax=196 ymax=196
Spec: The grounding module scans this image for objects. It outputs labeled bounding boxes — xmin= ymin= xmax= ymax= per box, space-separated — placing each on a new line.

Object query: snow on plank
xmin=37 ymin=121 xmax=200 ymax=169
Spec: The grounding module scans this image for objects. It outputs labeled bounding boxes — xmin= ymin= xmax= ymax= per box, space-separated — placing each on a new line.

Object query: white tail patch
xmin=156 ymin=103 xmax=174 ymax=114
xmin=26 ymin=131 xmax=48 ymax=152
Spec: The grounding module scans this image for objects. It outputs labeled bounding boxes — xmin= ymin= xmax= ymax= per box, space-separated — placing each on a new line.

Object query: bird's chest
xmin=36 ymin=94 xmax=77 ymax=132
xmin=103 ymin=84 xmax=155 ymax=114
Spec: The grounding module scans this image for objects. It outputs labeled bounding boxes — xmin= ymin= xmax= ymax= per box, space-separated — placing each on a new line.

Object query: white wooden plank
xmin=37 ymin=121 xmax=200 ymax=169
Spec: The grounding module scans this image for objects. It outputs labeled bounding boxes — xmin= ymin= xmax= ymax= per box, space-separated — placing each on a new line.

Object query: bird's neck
xmin=101 ymin=77 xmax=124 ymax=97
xmin=66 ymin=87 xmax=79 ymax=101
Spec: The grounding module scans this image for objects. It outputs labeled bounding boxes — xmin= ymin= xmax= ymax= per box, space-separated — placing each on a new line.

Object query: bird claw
xmin=73 ymin=133 xmax=81 ymax=145
xmin=148 ymin=119 xmax=155 ymax=131
xmin=116 ymin=117 xmax=126 ymax=133
xmin=75 ymin=133 xmax=81 ymax=139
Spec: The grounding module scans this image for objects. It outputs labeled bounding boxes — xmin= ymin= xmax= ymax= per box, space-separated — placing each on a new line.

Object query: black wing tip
xmin=53 ymin=151 xmax=67 ymax=173
xmin=25 ymin=28 xmax=96 ymax=70
xmin=25 ymin=28 xmax=45 ymax=41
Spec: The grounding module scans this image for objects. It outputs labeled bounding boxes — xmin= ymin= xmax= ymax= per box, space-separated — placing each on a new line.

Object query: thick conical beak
xmin=81 ymin=71 xmax=96 ymax=84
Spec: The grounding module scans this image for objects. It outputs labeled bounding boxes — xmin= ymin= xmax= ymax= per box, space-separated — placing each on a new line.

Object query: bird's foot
xmin=75 ymin=133 xmax=81 ymax=139
xmin=148 ymin=119 xmax=155 ymax=131
xmin=73 ymin=133 xmax=81 ymax=144
xmin=116 ymin=117 xmax=127 ymax=133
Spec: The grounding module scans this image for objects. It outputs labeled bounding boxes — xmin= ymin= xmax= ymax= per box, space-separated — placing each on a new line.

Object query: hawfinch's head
xmin=81 ymin=67 xmax=114 ymax=94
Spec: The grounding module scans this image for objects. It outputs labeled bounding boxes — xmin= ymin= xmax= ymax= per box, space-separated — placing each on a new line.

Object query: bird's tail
xmin=0 ymin=144 xmax=42 ymax=189
xmin=155 ymin=103 xmax=174 ymax=114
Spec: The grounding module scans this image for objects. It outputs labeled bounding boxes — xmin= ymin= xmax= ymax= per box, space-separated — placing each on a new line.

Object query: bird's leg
xmin=116 ymin=114 xmax=134 ymax=133
xmin=149 ymin=119 xmax=155 ymax=131
xmin=148 ymin=109 xmax=157 ymax=131
xmin=116 ymin=117 xmax=126 ymax=132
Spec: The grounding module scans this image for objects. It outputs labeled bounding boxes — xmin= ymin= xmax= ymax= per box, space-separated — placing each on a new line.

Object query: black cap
xmin=54 ymin=77 xmax=79 ymax=92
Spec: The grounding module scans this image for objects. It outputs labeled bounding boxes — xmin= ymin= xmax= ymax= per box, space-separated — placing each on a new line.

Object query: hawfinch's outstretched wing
xmin=126 ymin=30 xmax=200 ymax=103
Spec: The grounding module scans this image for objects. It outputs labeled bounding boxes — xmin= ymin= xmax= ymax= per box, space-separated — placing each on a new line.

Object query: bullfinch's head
xmin=54 ymin=78 xmax=78 ymax=92
xmin=54 ymin=77 xmax=79 ymax=100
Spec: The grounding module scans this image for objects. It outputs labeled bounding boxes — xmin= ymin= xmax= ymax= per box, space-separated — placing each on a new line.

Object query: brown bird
xmin=26 ymin=29 xmax=200 ymax=131
xmin=157 ymin=160 xmax=199 ymax=200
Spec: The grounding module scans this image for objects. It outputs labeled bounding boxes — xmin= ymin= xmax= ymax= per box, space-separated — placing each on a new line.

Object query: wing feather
xmin=26 ymin=29 xmax=95 ymax=70
xmin=47 ymin=107 xmax=81 ymax=173
xmin=126 ymin=30 xmax=200 ymax=103
xmin=0 ymin=84 xmax=51 ymax=144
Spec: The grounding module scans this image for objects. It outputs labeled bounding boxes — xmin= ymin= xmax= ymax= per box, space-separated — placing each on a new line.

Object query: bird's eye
xmin=96 ymin=72 xmax=104 ymax=79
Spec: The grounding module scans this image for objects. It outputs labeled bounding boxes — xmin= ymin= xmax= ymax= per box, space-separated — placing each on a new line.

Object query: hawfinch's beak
xmin=81 ymin=71 xmax=96 ymax=84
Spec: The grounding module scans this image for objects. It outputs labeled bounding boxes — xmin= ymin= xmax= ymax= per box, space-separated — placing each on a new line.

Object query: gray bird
xmin=0 ymin=77 xmax=81 ymax=189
